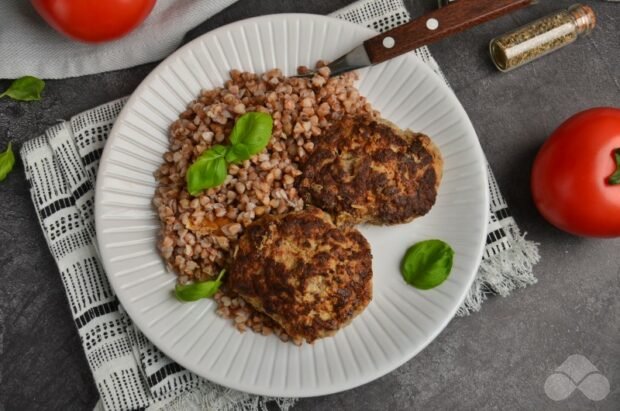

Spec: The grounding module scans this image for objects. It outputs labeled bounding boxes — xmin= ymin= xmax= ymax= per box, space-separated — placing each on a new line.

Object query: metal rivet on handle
xmin=382 ymin=36 xmax=395 ymax=48
xmin=426 ymin=18 xmax=439 ymax=30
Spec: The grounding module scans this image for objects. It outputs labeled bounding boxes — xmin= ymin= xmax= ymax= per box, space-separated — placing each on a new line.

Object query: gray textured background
xmin=0 ymin=0 xmax=618 ymax=410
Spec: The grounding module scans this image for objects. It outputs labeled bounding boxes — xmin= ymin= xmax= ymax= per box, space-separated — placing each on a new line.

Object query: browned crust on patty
xmin=297 ymin=116 xmax=443 ymax=225
xmin=229 ymin=207 xmax=372 ymax=343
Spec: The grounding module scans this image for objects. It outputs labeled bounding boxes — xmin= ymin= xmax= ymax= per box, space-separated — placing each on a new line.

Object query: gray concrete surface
xmin=0 ymin=0 xmax=618 ymax=410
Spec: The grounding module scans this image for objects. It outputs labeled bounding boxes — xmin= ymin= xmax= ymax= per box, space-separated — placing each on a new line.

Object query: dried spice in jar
xmin=489 ymin=4 xmax=596 ymax=72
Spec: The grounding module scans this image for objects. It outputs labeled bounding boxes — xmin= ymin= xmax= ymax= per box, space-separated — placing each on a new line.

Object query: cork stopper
xmin=569 ymin=4 xmax=596 ymax=35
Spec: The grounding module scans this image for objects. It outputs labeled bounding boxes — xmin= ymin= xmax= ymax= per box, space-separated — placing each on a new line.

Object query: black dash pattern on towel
xmin=21 ymin=114 xmax=153 ymax=411
xmin=22 ymin=98 xmax=203 ymax=410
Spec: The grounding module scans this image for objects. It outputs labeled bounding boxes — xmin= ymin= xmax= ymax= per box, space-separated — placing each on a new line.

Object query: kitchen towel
xmin=20 ymin=0 xmax=540 ymax=410
xmin=0 ymin=0 xmax=236 ymax=79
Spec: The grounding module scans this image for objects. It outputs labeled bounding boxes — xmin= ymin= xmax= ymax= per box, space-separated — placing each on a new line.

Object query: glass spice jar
xmin=489 ymin=4 xmax=596 ymax=72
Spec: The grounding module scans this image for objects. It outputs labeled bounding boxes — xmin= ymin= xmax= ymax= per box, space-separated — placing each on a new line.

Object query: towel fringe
xmin=160 ymin=383 xmax=297 ymax=411
xmin=457 ymin=226 xmax=540 ymax=316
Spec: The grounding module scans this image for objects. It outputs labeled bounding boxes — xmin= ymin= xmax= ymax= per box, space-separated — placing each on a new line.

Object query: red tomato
xmin=32 ymin=0 xmax=156 ymax=43
xmin=531 ymin=107 xmax=620 ymax=238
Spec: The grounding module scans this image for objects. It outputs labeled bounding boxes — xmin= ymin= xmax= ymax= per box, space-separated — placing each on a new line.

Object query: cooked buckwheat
xmin=154 ymin=63 xmax=377 ymax=342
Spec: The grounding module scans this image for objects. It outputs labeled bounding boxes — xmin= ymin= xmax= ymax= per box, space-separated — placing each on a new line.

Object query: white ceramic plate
xmin=95 ymin=14 xmax=489 ymax=397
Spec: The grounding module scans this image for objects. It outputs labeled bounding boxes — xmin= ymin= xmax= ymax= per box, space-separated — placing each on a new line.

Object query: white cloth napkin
xmin=20 ymin=0 xmax=540 ymax=410
xmin=0 ymin=0 xmax=236 ymax=79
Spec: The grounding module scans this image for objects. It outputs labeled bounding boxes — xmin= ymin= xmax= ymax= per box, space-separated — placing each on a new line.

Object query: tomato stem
xmin=609 ymin=148 xmax=620 ymax=185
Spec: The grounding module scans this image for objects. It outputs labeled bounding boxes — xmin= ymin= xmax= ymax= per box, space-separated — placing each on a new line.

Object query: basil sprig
xmin=400 ymin=239 xmax=454 ymax=290
xmin=175 ymin=269 xmax=226 ymax=302
xmin=0 ymin=142 xmax=16 ymax=182
xmin=186 ymin=145 xmax=228 ymax=194
xmin=186 ymin=112 xmax=273 ymax=195
xmin=225 ymin=112 xmax=274 ymax=163
xmin=1 ymin=76 xmax=45 ymax=101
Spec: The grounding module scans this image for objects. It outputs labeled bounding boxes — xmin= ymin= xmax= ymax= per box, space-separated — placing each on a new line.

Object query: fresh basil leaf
xmin=400 ymin=239 xmax=454 ymax=290
xmin=212 ymin=154 xmax=228 ymax=187
xmin=0 ymin=76 xmax=45 ymax=101
xmin=185 ymin=113 xmax=273 ymax=196
xmin=0 ymin=142 xmax=15 ymax=182
xmin=201 ymin=144 xmax=228 ymax=160
xmin=229 ymin=112 xmax=273 ymax=158
xmin=175 ymin=269 xmax=226 ymax=302
xmin=224 ymin=143 xmax=252 ymax=164
xmin=186 ymin=145 xmax=228 ymax=195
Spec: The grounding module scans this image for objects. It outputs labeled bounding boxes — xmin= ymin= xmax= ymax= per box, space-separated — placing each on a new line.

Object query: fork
xmin=295 ymin=0 xmax=534 ymax=78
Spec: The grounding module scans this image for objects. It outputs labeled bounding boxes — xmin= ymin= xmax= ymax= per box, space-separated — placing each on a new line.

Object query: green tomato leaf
xmin=0 ymin=76 xmax=45 ymax=101
xmin=400 ymin=239 xmax=454 ymax=290
xmin=608 ymin=148 xmax=620 ymax=185
xmin=0 ymin=142 xmax=16 ymax=182
xmin=175 ymin=269 xmax=226 ymax=302
xmin=229 ymin=112 xmax=273 ymax=158
xmin=186 ymin=145 xmax=228 ymax=196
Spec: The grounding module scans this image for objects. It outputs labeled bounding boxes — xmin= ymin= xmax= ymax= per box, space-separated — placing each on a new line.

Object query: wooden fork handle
xmin=363 ymin=0 xmax=534 ymax=64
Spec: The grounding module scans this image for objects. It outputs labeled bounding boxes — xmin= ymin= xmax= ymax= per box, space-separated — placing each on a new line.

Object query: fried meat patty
xmin=229 ymin=207 xmax=372 ymax=343
xmin=298 ymin=116 xmax=443 ymax=225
